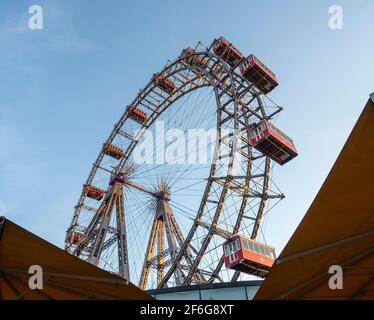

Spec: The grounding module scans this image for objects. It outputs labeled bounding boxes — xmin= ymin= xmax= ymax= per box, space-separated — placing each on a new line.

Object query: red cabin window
xmin=213 ymin=36 xmax=244 ymax=67
xmin=154 ymin=75 xmax=176 ymax=95
xmin=127 ymin=106 xmax=148 ymax=124
xmin=223 ymin=235 xmax=276 ymax=278
xmin=224 ymin=238 xmax=241 ymax=257
xmin=240 ymin=54 xmax=278 ymax=94
xmin=249 ymin=120 xmax=298 ymax=166
xmin=85 ymin=185 xmax=105 ymax=201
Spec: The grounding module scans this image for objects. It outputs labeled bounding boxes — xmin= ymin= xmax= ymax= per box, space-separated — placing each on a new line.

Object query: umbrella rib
xmin=0 ymin=272 xmax=23 ymax=299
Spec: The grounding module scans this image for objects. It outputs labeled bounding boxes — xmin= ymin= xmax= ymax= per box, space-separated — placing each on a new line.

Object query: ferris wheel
xmin=65 ymin=37 xmax=297 ymax=290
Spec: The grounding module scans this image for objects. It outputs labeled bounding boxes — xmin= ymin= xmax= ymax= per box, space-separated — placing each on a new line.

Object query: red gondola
xmin=223 ymin=235 xmax=276 ymax=278
xmin=70 ymin=232 xmax=82 ymax=244
xmin=213 ymin=36 xmax=244 ymax=67
xmin=249 ymin=120 xmax=298 ymax=165
xmin=240 ymin=54 xmax=278 ymax=94
xmin=181 ymin=47 xmax=207 ymax=69
xmin=127 ymin=106 xmax=148 ymax=124
xmin=154 ymin=75 xmax=176 ymax=94
xmin=103 ymin=143 xmax=125 ymax=160
xmin=84 ymin=185 xmax=106 ymax=201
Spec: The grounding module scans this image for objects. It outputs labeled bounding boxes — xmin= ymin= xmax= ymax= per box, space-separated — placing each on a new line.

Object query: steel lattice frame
xmin=65 ymin=39 xmax=285 ymax=290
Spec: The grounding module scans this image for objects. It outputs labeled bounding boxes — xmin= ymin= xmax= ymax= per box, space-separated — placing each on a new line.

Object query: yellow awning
xmin=0 ymin=217 xmax=152 ymax=300
xmin=255 ymin=94 xmax=374 ymax=300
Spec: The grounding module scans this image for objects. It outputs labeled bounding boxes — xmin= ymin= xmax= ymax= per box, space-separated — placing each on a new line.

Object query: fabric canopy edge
xmin=0 ymin=216 xmax=5 ymax=242
xmin=0 ymin=215 xmax=129 ymax=286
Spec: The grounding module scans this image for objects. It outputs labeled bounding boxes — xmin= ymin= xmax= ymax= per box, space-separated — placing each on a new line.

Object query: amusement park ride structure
xmin=65 ymin=37 xmax=298 ymax=290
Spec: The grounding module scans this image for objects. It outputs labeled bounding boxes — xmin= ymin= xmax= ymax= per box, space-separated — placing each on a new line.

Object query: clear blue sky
xmin=0 ymin=0 xmax=373 ymax=254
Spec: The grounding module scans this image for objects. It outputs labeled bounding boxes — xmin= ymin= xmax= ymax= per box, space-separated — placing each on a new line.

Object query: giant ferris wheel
xmin=65 ymin=37 xmax=297 ymax=290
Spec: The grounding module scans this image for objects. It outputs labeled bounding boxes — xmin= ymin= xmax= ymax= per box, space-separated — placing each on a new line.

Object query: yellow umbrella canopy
xmin=0 ymin=217 xmax=152 ymax=300
xmin=255 ymin=94 xmax=374 ymax=300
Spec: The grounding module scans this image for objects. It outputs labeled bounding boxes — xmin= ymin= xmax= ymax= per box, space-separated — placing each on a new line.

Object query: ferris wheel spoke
xmin=131 ymin=87 xmax=215 ymax=170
